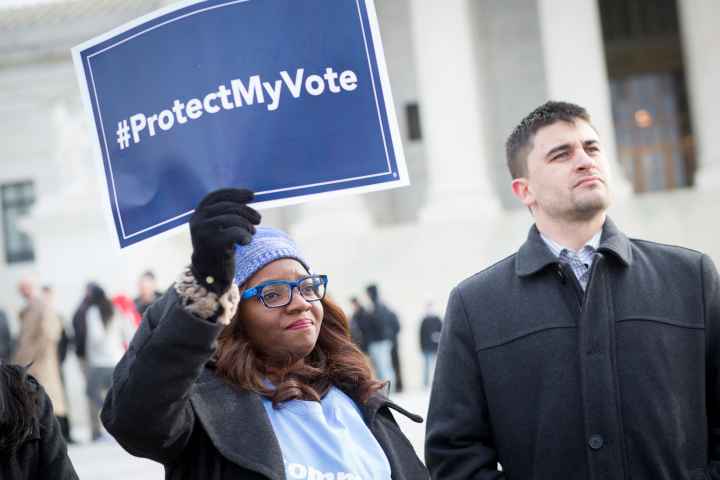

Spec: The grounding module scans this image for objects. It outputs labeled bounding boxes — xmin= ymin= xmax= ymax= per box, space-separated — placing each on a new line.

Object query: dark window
xmin=1 ymin=181 xmax=35 ymax=264
xmin=599 ymin=0 xmax=680 ymax=43
xmin=406 ymin=102 xmax=422 ymax=141
xmin=599 ymin=0 xmax=694 ymax=193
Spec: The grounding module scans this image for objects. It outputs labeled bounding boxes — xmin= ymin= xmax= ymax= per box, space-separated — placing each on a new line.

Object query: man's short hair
xmin=505 ymin=101 xmax=592 ymax=179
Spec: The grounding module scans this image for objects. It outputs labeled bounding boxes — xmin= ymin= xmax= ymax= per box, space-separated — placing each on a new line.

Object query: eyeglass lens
xmin=261 ymin=277 xmax=325 ymax=307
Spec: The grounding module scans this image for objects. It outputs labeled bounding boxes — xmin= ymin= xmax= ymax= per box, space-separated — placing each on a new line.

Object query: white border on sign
xmin=72 ymin=0 xmax=408 ymax=250
xmin=363 ymin=0 xmax=409 ymax=185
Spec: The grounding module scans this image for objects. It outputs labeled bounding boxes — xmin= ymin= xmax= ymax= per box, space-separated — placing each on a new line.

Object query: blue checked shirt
xmin=540 ymin=230 xmax=601 ymax=290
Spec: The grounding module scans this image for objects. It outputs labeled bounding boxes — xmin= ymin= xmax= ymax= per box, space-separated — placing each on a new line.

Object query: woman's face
xmin=238 ymin=258 xmax=323 ymax=363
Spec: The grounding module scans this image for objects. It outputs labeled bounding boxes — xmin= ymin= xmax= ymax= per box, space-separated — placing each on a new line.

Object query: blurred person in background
xmin=134 ymin=270 xmax=162 ymax=317
xmin=366 ymin=284 xmax=402 ymax=392
xmin=418 ymin=302 xmax=442 ymax=388
xmin=41 ymin=286 xmax=67 ymax=364
xmin=348 ymin=296 xmax=370 ymax=353
xmin=85 ymin=284 xmax=136 ymax=441
xmin=426 ymin=101 xmax=720 ymax=479
xmin=112 ymin=293 xmax=142 ymax=330
xmin=13 ymin=276 xmax=69 ymax=444
xmin=41 ymin=285 xmax=74 ymax=443
xmin=0 ymin=307 xmax=13 ymax=363
xmin=0 ymin=363 xmax=78 ymax=479
xmin=71 ymin=281 xmax=100 ymax=370
xmin=362 ymin=288 xmax=395 ymax=392
xmin=101 ymin=188 xmax=428 ymax=479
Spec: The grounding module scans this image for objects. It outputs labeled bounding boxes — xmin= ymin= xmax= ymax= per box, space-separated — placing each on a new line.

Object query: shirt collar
xmin=539 ymin=230 xmax=602 ymax=259
xmin=516 ymin=217 xmax=633 ymax=277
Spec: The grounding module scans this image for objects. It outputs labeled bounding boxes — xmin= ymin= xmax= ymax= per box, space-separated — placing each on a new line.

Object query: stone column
xmin=363 ymin=0 xmax=429 ymax=225
xmin=677 ymin=0 xmax=720 ymax=191
xmin=409 ymin=0 xmax=500 ymax=222
xmin=537 ymin=0 xmax=632 ymax=197
xmin=469 ymin=0 xmax=548 ymax=210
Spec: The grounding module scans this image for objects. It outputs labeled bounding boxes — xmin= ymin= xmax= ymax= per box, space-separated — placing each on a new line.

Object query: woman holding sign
xmin=101 ymin=189 xmax=428 ymax=479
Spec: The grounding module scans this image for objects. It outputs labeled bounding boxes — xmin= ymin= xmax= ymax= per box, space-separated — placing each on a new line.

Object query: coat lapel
xmin=516 ymin=217 xmax=633 ymax=278
xmin=515 ymin=224 xmax=559 ymax=277
xmin=598 ymin=218 xmax=633 ymax=266
xmin=190 ymin=369 xmax=285 ymax=480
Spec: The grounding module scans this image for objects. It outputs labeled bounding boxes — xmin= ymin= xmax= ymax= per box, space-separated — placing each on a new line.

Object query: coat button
xmin=588 ymin=434 xmax=604 ymax=450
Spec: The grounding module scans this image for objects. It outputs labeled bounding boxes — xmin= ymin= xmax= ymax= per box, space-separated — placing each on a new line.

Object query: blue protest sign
xmin=72 ymin=0 xmax=407 ymax=248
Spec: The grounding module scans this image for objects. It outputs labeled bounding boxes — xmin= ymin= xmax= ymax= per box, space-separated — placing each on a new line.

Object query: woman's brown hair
xmin=215 ymin=294 xmax=385 ymax=407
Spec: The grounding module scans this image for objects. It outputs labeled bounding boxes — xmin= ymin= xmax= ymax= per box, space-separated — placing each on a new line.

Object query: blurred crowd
xmin=0 ymin=270 xmax=161 ymax=444
xmin=347 ymin=284 xmax=443 ymax=393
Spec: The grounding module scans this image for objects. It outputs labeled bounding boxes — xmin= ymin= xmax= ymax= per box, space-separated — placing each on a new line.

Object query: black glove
xmin=189 ymin=188 xmax=261 ymax=294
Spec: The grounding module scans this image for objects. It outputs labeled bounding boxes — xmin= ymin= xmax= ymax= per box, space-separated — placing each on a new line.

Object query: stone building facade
xmin=1 ymin=0 xmax=718 ymax=388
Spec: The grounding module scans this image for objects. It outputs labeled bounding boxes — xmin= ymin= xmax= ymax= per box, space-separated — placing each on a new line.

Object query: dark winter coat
xmin=71 ymin=300 xmax=89 ymax=361
xmin=102 ymin=288 xmax=428 ymax=480
xmin=419 ymin=314 xmax=442 ymax=353
xmin=0 ymin=308 xmax=13 ymax=361
xmin=367 ymin=302 xmax=399 ymax=344
xmin=0 ymin=367 xmax=78 ymax=480
xmin=350 ymin=306 xmax=371 ymax=352
xmin=426 ymin=219 xmax=720 ymax=480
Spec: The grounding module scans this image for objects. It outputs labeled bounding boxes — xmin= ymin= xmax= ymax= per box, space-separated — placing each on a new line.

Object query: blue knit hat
xmin=233 ymin=227 xmax=310 ymax=287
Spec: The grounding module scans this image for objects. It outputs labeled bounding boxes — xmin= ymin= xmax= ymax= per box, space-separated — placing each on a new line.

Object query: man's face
xmin=512 ymin=119 xmax=611 ymax=223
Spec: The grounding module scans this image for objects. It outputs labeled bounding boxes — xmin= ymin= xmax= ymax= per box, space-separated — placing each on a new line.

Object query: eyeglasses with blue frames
xmin=241 ymin=274 xmax=328 ymax=308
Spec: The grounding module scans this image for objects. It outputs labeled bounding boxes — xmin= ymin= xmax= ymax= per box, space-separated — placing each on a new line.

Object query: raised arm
xmin=101 ymin=188 xmax=260 ymax=464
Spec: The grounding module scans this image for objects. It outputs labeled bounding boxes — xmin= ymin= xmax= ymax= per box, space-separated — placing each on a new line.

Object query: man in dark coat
xmin=348 ymin=297 xmax=370 ymax=353
xmin=366 ymin=284 xmax=403 ymax=392
xmin=426 ymin=101 xmax=720 ymax=480
xmin=418 ymin=303 xmax=442 ymax=388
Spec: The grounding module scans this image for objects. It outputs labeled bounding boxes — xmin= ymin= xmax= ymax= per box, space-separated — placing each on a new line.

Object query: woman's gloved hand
xmin=189 ymin=188 xmax=261 ymax=294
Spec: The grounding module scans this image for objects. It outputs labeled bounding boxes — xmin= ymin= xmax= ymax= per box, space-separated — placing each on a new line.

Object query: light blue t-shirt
xmin=261 ymin=386 xmax=391 ymax=480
